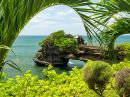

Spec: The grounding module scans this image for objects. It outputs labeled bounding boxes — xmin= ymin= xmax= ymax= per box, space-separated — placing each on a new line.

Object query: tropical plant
xmin=0 ymin=0 xmax=106 ymax=76
xmin=116 ymin=43 xmax=130 ymax=61
xmin=94 ymin=0 xmax=130 ymax=25
xmin=83 ymin=61 xmax=114 ymax=97
xmin=0 ymin=45 xmax=23 ymax=77
xmin=112 ymin=43 xmax=130 ymax=71
xmin=39 ymin=30 xmax=67 ymax=46
xmin=0 ymin=64 xmax=119 ymax=97
xmin=112 ymin=61 xmax=130 ymax=71
xmin=83 ymin=61 xmax=113 ymax=96
xmin=39 ymin=30 xmax=78 ymax=53
xmin=115 ymin=68 xmax=130 ymax=97
xmin=94 ymin=0 xmax=130 ymax=60
xmin=0 ymin=0 xmax=129 ymax=77
xmin=101 ymin=18 xmax=130 ymax=61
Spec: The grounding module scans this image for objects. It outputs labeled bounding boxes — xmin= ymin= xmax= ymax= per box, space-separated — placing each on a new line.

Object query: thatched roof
xmin=67 ymin=34 xmax=73 ymax=38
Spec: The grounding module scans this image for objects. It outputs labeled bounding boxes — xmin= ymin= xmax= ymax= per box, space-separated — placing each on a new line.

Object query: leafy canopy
xmin=39 ymin=30 xmax=78 ymax=53
xmin=83 ymin=61 xmax=114 ymax=96
xmin=0 ymin=0 xmax=104 ymax=73
xmin=0 ymin=64 xmax=119 ymax=97
xmin=100 ymin=17 xmax=130 ymax=61
xmin=0 ymin=0 xmax=130 ymax=77
xmin=116 ymin=43 xmax=130 ymax=61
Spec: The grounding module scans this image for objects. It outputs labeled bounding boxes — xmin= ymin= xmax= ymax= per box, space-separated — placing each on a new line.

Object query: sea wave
xmin=68 ymin=62 xmax=73 ymax=64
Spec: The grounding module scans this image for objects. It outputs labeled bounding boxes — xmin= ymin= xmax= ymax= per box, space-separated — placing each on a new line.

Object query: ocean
xmin=3 ymin=35 xmax=130 ymax=81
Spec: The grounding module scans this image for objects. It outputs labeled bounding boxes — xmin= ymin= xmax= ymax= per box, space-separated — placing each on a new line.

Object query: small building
xmin=67 ymin=34 xmax=73 ymax=38
xmin=74 ymin=35 xmax=81 ymax=39
xmin=74 ymin=35 xmax=86 ymax=46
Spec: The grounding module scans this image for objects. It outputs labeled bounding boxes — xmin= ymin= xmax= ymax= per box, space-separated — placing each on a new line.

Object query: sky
xmin=19 ymin=3 xmax=129 ymax=36
xmin=19 ymin=5 xmax=87 ymax=36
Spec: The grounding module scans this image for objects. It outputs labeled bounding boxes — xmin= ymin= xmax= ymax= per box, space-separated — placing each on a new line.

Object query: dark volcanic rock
xmin=33 ymin=45 xmax=69 ymax=66
xmin=33 ymin=44 xmax=126 ymax=66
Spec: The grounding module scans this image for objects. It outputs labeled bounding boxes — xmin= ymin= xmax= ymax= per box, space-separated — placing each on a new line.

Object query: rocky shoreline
xmin=33 ymin=45 xmax=69 ymax=66
xmin=33 ymin=44 xmax=125 ymax=66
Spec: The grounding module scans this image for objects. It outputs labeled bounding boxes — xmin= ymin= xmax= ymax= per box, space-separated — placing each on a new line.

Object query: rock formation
xmin=33 ymin=30 xmax=128 ymax=67
xmin=33 ymin=44 xmax=69 ymax=66
xmin=33 ymin=44 xmax=126 ymax=66
xmin=33 ymin=30 xmax=79 ymax=66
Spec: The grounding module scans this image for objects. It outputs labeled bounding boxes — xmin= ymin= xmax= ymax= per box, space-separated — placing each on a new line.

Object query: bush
xmin=0 ymin=64 xmax=119 ymax=97
xmin=112 ymin=43 xmax=130 ymax=71
xmin=83 ymin=61 xmax=114 ymax=96
xmin=115 ymin=68 xmax=130 ymax=97
xmin=112 ymin=61 xmax=130 ymax=71
xmin=39 ymin=30 xmax=78 ymax=53
xmin=116 ymin=43 xmax=130 ymax=61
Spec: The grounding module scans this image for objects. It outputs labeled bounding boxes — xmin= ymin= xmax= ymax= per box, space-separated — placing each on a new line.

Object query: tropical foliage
xmin=111 ymin=43 xmax=130 ymax=71
xmin=0 ymin=45 xmax=23 ymax=77
xmin=39 ymin=30 xmax=67 ymax=46
xmin=0 ymin=0 xmax=102 ymax=75
xmin=0 ymin=0 xmax=129 ymax=96
xmin=98 ymin=0 xmax=130 ymax=60
xmin=0 ymin=0 xmax=111 ymax=69
xmin=0 ymin=0 xmax=130 ymax=74
xmin=94 ymin=0 xmax=130 ymax=26
xmin=0 ymin=60 xmax=129 ymax=97
xmin=112 ymin=61 xmax=130 ymax=71
xmin=116 ymin=43 xmax=130 ymax=61
xmin=0 ymin=64 xmax=119 ymax=97
xmin=83 ymin=61 xmax=114 ymax=97
xmin=102 ymin=18 xmax=130 ymax=46
xmin=115 ymin=68 xmax=130 ymax=97
xmin=101 ymin=18 xmax=130 ymax=60
xmin=39 ymin=30 xmax=78 ymax=53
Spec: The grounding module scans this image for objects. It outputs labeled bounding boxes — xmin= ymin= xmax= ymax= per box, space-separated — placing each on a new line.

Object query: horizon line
xmin=18 ymin=34 xmax=130 ymax=36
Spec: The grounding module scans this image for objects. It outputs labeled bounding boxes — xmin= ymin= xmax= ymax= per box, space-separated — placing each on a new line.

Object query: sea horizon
xmin=18 ymin=34 xmax=130 ymax=36
xmin=3 ymin=35 xmax=130 ymax=81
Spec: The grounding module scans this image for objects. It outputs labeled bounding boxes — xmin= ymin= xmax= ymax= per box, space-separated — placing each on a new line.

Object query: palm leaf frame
xmin=94 ymin=0 xmax=130 ymax=61
xmin=0 ymin=0 xmax=130 ymax=76
xmin=0 ymin=0 xmax=105 ymax=72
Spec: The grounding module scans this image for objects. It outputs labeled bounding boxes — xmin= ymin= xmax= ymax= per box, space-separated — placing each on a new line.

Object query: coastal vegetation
xmin=0 ymin=0 xmax=129 ymax=73
xmin=0 ymin=0 xmax=130 ymax=71
xmin=101 ymin=17 xmax=130 ymax=61
xmin=39 ymin=30 xmax=78 ymax=53
xmin=116 ymin=43 xmax=130 ymax=61
xmin=33 ymin=30 xmax=78 ymax=66
xmin=0 ymin=0 xmax=130 ymax=96
xmin=115 ymin=68 xmax=130 ymax=97
xmin=0 ymin=60 xmax=129 ymax=96
xmin=0 ymin=43 xmax=130 ymax=96
xmin=83 ymin=61 xmax=114 ymax=97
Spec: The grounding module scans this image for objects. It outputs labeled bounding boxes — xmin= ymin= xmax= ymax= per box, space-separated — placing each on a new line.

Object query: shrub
xmin=112 ymin=43 xmax=130 ymax=71
xmin=116 ymin=43 xmax=130 ymax=61
xmin=0 ymin=63 xmax=119 ymax=97
xmin=83 ymin=61 xmax=114 ymax=96
xmin=112 ymin=61 xmax=130 ymax=71
xmin=115 ymin=68 xmax=130 ymax=97
xmin=39 ymin=30 xmax=78 ymax=53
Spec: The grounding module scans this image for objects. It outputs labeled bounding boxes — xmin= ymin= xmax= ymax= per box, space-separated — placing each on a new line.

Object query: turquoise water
xmin=3 ymin=35 xmax=130 ymax=81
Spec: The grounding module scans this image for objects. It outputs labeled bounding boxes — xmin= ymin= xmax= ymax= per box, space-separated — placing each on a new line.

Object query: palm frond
xmin=0 ymin=0 xmax=129 ymax=73
xmin=0 ymin=0 xmax=102 ymax=66
xmin=0 ymin=45 xmax=23 ymax=78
